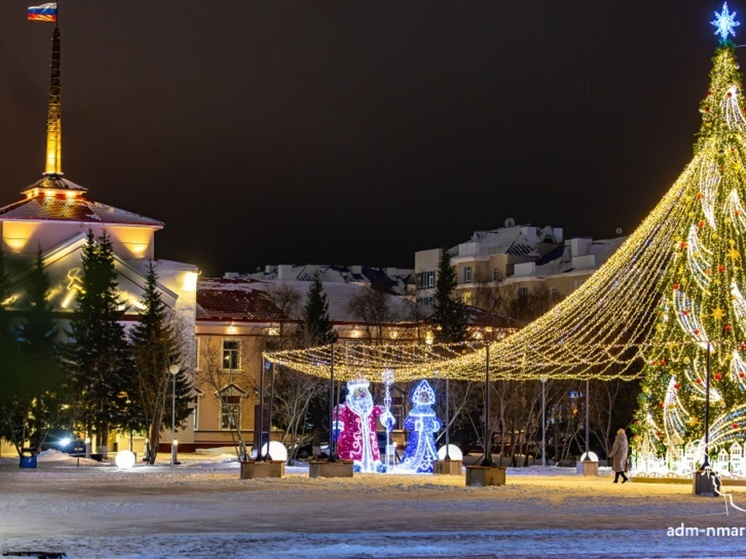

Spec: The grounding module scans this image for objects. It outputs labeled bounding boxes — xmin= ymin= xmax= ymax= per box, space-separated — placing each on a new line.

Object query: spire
xmin=44 ymin=26 xmax=62 ymax=177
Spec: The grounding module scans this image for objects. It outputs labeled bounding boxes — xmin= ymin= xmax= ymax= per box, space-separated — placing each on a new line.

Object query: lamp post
xmin=479 ymin=341 xmax=496 ymax=467
xmin=169 ymin=364 xmax=180 ymax=467
xmin=585 ymin=378 xmax=590 ymax=459
xmin=541 ymin=376 xmax=547 ymax=467
xmin=703 ymin=342 xmax=712 ymax=469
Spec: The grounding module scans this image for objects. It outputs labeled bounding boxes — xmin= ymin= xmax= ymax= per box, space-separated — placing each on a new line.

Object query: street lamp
xmin=169 ymin=363 xmax=180 ymax=467
xmin=541 ymin=376 xmax=547 ymax=467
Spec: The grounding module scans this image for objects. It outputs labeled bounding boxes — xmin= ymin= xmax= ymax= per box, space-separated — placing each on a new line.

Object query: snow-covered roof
xmin=534 ymin=236 xmax=626 ymax=277
xmin=225 ymin=265 xmax=414 ymax=296
xmin=0 ymin=176 xmax=163 ymax=228
xmin=197 ymin=278 xmax=415 ymax=324
xmin=452 ymin=225 xmax=564 ymax=260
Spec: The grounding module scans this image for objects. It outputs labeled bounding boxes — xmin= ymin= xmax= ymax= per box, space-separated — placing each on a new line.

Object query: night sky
xmin=0 ymin=1 xmax=730 ymax=276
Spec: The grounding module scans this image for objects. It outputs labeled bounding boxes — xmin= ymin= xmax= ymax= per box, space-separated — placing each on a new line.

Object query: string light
xmin=265 ymin=15 xmax=746 ymax=479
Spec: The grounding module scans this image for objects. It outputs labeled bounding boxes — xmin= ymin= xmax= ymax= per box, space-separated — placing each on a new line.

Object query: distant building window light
xmin=417 ymin=271 xmax=435 ymax=289
xmin=223 ymin=339 xmax=240 ymax=370
xmin=192 ymin=396 xmax=200 ymax=431
xmin=517 ymin=286 xmax=529 ymax=303
xmin=220 ymin=395 xmax=241 ymax=429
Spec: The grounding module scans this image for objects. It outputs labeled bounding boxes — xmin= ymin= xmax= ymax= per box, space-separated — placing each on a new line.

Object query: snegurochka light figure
xmin=333 ymin=379 xmax=395 ymax=473
xmin=401 ymin=380 xmax=441 ymax=473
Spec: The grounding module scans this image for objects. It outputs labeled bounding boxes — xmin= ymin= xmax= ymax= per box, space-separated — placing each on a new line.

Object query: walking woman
xmin=608 ymin=428 xmax=629 ymax=483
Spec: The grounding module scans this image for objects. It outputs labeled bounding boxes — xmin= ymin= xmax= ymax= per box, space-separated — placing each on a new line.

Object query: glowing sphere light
xmin=437 ymin=444 xmax=463 ymax=461
xmin=261 ymin=441 xmax=288 ymax=462
xmin=115 ymin=450 xmax=136 ymax=469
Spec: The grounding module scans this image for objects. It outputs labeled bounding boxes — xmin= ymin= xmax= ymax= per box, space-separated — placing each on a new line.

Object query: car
xmin=42 ymin=432 xmax=86 ymax=455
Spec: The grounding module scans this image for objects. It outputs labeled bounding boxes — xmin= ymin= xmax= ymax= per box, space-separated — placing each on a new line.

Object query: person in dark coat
xmin=608 ymin=428 xmax=629 ymax=483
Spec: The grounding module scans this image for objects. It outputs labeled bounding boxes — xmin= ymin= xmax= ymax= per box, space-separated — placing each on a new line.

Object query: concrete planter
xmin=240 ymin=460 xmax=285 ymax=479
xmin=465 ymin=465 xmax=506 ymax=486
xmin=578 ymin=460 xmax=599 ymax=477
xmin=693 ymin=470 xmax=721 ymax=496
xmin=308 ymin=460 xmax=354 ymax=478
xmin=433 ymin=459 xmax=463 ymax=475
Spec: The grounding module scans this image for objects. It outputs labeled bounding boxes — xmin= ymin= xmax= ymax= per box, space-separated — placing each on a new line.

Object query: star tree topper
xmin=712 ymin=2 xmax=740 ymax=42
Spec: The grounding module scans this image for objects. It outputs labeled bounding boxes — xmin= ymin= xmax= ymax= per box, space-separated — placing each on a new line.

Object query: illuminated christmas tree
xmin=635 ymin=3 xmax=746 ymax=471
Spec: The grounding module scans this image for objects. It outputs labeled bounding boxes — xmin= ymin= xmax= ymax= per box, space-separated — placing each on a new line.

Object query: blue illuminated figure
xmin=401 ymin=380 xmax=441 ymax=473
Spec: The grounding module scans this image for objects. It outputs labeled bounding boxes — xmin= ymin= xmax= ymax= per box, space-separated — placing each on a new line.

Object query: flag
xmin=28 ymin=3 xmax=57 ymax=22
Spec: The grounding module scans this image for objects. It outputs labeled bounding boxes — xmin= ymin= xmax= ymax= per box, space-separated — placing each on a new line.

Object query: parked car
xmin=42 ymin=432 xmax=86 ymax=455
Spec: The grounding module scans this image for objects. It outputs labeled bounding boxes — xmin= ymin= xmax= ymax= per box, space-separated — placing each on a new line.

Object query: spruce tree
xmin=17 ymin=247 xmax=58 ymax=363
xmin=432 ymin=247 xmax=468 ymax=343
xmin=130 ymin=262 xmax=192 ymax=463
xmin=635 ymin=17 xmax=746 ymax=468
xmin=15 ymin=247 xmax=66 ymax=451
xmin=67 ymin=231 xmax=131 ymax=455
xmin=297 ymin=273 xmax=336 ymax=347
xmin=0 ymin=247 xmax=26 ymax=454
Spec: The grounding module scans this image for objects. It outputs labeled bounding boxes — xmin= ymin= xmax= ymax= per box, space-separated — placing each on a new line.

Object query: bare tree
xmin=472 ymin=268 xmax=506 ymax=316
xmin=589 ymin=378 xmax=640 ymax=457
xmin=195 ymin=338 xmax=251 ymax=459
xmin=401 ymin=297 xmax=431 ymax=344
xmin=264 ymin=283 xmax=301 ymax=344
xmin=434 ymin=379 xmax=481 ymax=448
xmin=261 ymin=282 xmax=327 ymax=463
xmin=271 ymin=367 xmax=327 ymax=463
xmin=347 ymin=286 xmax=393 ymax=343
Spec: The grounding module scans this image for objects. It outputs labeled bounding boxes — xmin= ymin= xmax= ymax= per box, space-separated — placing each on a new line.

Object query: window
xmin=492 ymin=267 xmax=500 ymax=282
xmin=417 ymin=271 xmax=435 ymax=289
xmin=194 ymin=337 xmax=201 ymax=370
xmin=418 ymin=295 xmax=434 ymax=308
xmin=220 ymin=395 xmax=241 ymax=429
xmin=517 ymin=286 xmax=529 ymax=304
xmin=192 ymin=395 xmax=200 ymax=431
xmin=462 ymin=292 xmax=473 ymax=305
xmin=462 ymin=266 xmax=472 ymax=284
xmin=222 ymin=339 xmax=240 ymax=370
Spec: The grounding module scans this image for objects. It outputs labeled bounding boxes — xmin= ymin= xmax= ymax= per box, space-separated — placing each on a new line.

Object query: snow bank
xmin=2 ymin=455 xmax=745 ymax=557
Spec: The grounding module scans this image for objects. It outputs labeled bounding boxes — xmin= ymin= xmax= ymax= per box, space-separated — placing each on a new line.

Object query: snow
xmin=1 ymin=450 xmax=746 ymax=558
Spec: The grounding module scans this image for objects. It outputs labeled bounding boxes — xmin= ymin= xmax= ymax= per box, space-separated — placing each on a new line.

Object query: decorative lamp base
xmin=693 ymin=470 xmax=721 ymax=497
xmin=578 ymin=460 xmax=599 ymax=477
xmin=433 ymin=459 xmax=463 ymax=475
xmin=465 ymin=465 xmax=506 ymax=486
xmin=308 ymin=460 xmax=354 ymax=478
xmin=240 ymin=460 xmax=285 ymax=479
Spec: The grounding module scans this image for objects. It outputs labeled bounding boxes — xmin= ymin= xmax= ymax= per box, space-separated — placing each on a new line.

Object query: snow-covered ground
xmin=1 ymin=450 xmax=745 ymax=558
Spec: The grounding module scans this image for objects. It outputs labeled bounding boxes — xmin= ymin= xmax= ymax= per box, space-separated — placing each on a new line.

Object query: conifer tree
xmin=432 ymin=247 xmax=468 ymax=343
xmin=0 ymin=245 xmax=13 ymax=342
xmin=17 ymin=247 xmax=58 ymax=362
xmin=297 ymin=273 xmax=336 ymax=347
xmin=15 ymin=247 xmax=66 ymax=451
xmin=130 ymin=263 xmax=192 ymax=463
xmin=0 ymin=247 xmax=26 ymax=454
xmin=635 ymin=14 xmax=746 ymax=467
xmin=66 ymin=231 xmax=131 ymax=455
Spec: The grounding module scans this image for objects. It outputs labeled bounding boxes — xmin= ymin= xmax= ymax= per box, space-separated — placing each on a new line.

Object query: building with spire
xmin=0 ymin=20 xmax=199 ymax=456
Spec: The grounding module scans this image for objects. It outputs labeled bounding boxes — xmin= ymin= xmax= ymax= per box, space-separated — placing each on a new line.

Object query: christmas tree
xmin=635 ymin=3 xmax=746 ymax=470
